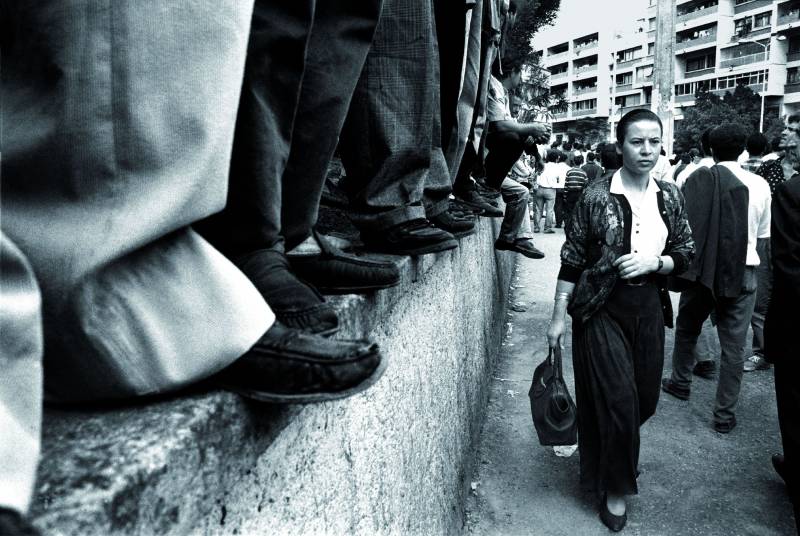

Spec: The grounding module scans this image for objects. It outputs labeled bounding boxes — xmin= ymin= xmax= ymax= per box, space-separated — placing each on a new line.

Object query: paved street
xmin=465 ymin=227 xmax=795 ymax=536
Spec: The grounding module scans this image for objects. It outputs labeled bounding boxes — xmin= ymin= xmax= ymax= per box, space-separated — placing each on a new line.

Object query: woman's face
xmin=617 ymin=120 xmax=662 ymax=176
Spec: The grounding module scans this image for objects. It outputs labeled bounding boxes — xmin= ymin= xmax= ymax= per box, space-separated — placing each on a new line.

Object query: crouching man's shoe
xmin=288 ymin=231 xmax=400 ymax=294
xmin=360 ymin=218 xmax=458 ymax=256
xmin=495 ymin=238 xmax=545 ymax=259
xmin=215 ymin=322 xmax=387 ymax=403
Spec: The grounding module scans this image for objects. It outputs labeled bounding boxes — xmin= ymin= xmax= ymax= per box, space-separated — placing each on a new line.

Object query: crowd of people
xmin=2 ymin=0 xmax=798 ymax=534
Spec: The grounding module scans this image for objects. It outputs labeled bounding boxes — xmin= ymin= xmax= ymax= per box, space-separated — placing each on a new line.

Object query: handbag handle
xmin=549 ymin=345 xmax=564 ymax=381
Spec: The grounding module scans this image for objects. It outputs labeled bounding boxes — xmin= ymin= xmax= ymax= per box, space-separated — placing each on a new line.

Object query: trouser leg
xmin=280 ymin=0 xmax=383 ymax=250
xmin=540 ymin=188 xmax=556 ymax=230
xmin=0 ymin=234 xmax=42 ymax=514
xmin=454 ymin=139 xmax=479 ymax=195
xmin=197 ymin=0 xmax=316 ymax=258
xmin=751 ymin=239 xmax=772 ymax=357
xmin=712 ymin=270 xmax=757 ymax=424
xmin=485 ymin=130 xmax=525 ymax=189
xmin=555 ymin=190 xmax=565 ymax=226
xmin=670 ymin=284 xmax=715 ymax=388
xmin=498 ymin=178 xmax=532 ymax=242
xmin=775 ymin=361 xmax=800 ymax=514
xmin=338 ymin=0 xmax=441 ymax=231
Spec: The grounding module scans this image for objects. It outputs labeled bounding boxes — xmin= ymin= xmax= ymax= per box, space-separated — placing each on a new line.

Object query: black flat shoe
xmin=599 ymin=494 xmax=627 ymax=532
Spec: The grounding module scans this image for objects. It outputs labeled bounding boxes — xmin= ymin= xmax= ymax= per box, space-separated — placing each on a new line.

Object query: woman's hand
xmin=547 ymin=317 xmax=566 ymax=349
xmin=613 ymin=253 xmax=659 ymax=279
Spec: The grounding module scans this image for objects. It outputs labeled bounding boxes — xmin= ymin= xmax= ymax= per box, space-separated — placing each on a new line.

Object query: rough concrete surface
xmin=32 ymin=216 xmax=515 ymax=535
xmin=465 ymin=227 xmax=796 ymax=536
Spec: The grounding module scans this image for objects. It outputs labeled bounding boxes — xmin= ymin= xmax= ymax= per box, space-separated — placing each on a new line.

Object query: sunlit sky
xmin=533 ymin=0 xmax=649 ymax=47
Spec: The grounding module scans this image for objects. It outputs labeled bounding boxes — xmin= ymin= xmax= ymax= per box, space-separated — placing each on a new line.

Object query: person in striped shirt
xmin=563 ymin=155 xmax=589 ymax=229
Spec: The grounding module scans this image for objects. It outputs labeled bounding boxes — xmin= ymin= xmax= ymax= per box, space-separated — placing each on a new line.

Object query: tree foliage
xmin=674 ymin=84 xmax=776 ymax=153
xmin=567 ymin=117 xmax=610 ymax=147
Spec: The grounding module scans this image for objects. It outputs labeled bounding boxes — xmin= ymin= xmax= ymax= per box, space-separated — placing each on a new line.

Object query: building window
xmin=675 ymin=79 xmax=719 ymax=96
xmin=615 ymin=94 xmax=641 ymax=107
xmin=735 ymin=0 xmax=752 ymax=5
xmin=717 ymin=70 xmax=767 ymax=90
xmin=616 ymin=73 xmax=633 ymax=85
xmin=573 ymin=98 xmax=597 ymax=111
xmin=618 ymin=47 xmax=642 ymax=62
xmin=649 ymin=18 xmax=656 ymax=31
xmin=648 ymin=43 xmax=655 ymax=56
xmin=686 ymin=52 xmax=715 ymax=72
xmin=788 ymin=68 xmax=800 ymax=84
xmin=753 ymin=12 xmax=771 ymax=29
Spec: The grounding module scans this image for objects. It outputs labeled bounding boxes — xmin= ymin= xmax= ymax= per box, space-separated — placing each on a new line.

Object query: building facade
xmin=535 ymin=0 xmax=800 ymax=142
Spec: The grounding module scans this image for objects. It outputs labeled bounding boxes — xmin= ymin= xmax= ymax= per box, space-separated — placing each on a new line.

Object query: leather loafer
xmin=495 ymin=238 xmax=545 ymax=259
xmin=692 ymin=360 xmax=716 ymax=379
xmin=215 ymin=322 xmax=387 ymax=403
xmin=661 ymin=378 xmax=690 ymax=400
xmin=429 ymin=210 xmax=476 ymax=239
xmin=289 ymin=231 xmax=400 ymax=295
xmin=236 ymin=249 xmax=338 ymax=336
xmin=455 ymin=190 xmax=503 ymax=217
xmin=361 ymin=218 xmax=458 ymax=256
xmin=713 ymin=415 xmax=737 ymax=434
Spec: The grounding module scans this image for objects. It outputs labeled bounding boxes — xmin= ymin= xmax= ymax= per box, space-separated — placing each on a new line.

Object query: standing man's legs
xmin=712 ymin=268 xmax=758 ymax=429
xmin=665 ymin=284 xmax=715 ymax=393
xmin=746 ymin=239 xmax=772 ymax=371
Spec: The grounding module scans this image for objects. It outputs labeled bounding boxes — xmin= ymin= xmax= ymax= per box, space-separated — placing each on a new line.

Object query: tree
xmin=568 ymin=117 xmax=609 ymax=147
xmin=673 ymin=84 xmax=767 ymax=153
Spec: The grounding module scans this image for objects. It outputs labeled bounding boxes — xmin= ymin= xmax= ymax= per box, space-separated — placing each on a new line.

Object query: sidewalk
xmin=465 ymin=227 xmax=795 ymax=536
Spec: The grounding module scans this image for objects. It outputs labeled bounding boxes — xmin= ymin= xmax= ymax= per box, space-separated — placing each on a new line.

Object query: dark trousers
xmin=563 ymin=192 xmax=581 ymax=230
xmin=572 ymin=282 xmax=665 ymax=495
xmin=338 ymin=0 xmax=452 ymax=230
xmin=555 ymin=190 xmax=566 ymax=227
xmin=775 ymin=361 xmax=800 ymax=525
xmin=751 ymin=239 xmax=772 ymax=357
xmin=198 ymin=0 xmax=382 ymax=257
xmin=670 ymin=272 xmax=757 ymax=424
xmin=485 ymin=130 xmax=526 ymax=190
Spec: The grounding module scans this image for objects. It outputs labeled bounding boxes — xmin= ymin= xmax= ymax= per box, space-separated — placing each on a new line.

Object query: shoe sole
xmin=220 ymin=348 xmax=389 ymax=404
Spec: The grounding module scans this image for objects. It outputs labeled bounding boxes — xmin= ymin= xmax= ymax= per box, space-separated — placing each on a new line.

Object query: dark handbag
xmin=528 ymin=346 xmax=578 ymax=446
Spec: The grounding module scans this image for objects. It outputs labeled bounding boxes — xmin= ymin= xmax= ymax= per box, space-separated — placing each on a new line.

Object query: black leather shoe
xmin=289 ymin=232 xmax=400 ymax=294
xmin=773 ymin=454 xmax=788 ymax=484
xmin=713 ymin=415 xmax=737 ymax=434
xmin=598 ymin=494 xmax=627 ymax=532
xmin=495 ymin=238 xmax=545 ymax=259
xmin=0 ymin=508 xmax=40 ymax=536
xmin=661 ymin=378 xmax=690 ymax=400
xmin=430 ymin=210 xmax=476 ymax=239
xmin=361 ymin=218 xmax=458 ymax=256
xmin=692 ymin=360 xmax=716 ymax=379
xmin=455 ymin=190 xmax=503 ymax=217
xmin=236 ymin=249 xmax=338 ymax=336
xmin=449 ymin=198 xmax=484 ymax=216
xmin=215 ymin=322 xmax=386 ymax=403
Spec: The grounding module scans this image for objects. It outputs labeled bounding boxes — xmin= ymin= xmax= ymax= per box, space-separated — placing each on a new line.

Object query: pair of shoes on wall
xmin=360 ymin=218 xmax=458 ymax=256
xmin=495 ymin=238 xmax=545 ymax=259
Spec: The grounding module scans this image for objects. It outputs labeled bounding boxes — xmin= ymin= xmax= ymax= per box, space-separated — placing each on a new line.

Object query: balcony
xmin=719 ymin=51 xmax=767 ymax=69
xmin=785 ymin=81 xmax=800 ymax=93
xmin=712 ymin=82 xmax=766 ymax=96
xmin=788 ymin=51 xmax=800 ymax=62
xmin=573 ymin=64 xmax=598 ymax=77
xmin=574 ymin=41 xmax=598 ymax=53
xmin=677 ymin=4 xmax=719 ymax=24
xmin=683 ymin=67 xmax=716 ymax=78
xmin=620 ymin=103 xmax=651 ymax=113
xmin=615 ymin=83 xmax=634 ymax=92
xmin=675 ymin=93 xmax=696 ymax=102
xmin=573 ymin=108 xmax=597 ymax=117
xmin=572 ymin=86 xmax=598 ymax=96
xmin=550 ymin=71 xmax=568 ymax=80
xmin=551 ymin=111 xmax=569 ymax=119
xmin=734 ymin=0 xmax=773 ymax=14
xmin=777 ymin=10 xmax=800 ymax=27
xmin=616 ymin=56 xmax=644 ymax=68
xmin=546 ymin=51 xmax=569 ymax=64
xmin=675 ymin=31 xmax=717 ymax=51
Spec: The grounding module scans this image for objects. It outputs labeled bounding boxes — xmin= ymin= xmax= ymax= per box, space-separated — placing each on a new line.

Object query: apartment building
xmin=534 ymin=0 xmax=800 ymax=140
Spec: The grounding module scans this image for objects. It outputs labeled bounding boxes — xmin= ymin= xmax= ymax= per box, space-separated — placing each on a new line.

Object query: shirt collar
xmin=609 ymin=169 xmax=661 ymax=195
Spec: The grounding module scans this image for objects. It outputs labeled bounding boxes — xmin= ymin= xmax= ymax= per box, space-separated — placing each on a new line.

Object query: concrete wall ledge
xmin=31 ymin=217 xmax=516 ymax=535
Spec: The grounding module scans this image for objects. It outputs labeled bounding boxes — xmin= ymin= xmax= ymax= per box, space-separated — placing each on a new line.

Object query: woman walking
xmin=546 ymin=109 xmax=694 ymax=531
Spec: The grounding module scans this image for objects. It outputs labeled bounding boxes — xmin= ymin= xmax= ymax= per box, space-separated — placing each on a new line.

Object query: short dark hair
xmin=616 ymin=109 xmax=663 ymax=144
xmin=787 ymin=114 xmax=800 ymax=124
xmin=587 ymin=151 xmax=596 ymax=162
xmin=563 ymin=141 xmax=573 ymax=151
xmin=572 ymin=154 xmax=584 ymax=166
xmin=689 ymin=148 xmax=700 ymax=158
xmin=680 ymin=152 xmax=691 ymax=164
xmin=700 ymin=128 xmax=713 ymax=157
xmin=599 ymin=143 xmax=620 ymax=170
xmin=746 ymin=132 xmax=769 ymax=157
xmin=573 ymin=142 xmax=583 ymax=151
xmin=546 ymin=149 xmax=560 ymax=162
xmin=709 ymin=123 xmax=746 ymax=162
xmin=558 ymin=150 xmax=569 ymax=162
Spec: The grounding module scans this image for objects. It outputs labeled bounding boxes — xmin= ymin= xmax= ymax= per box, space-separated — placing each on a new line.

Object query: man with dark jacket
xmin=581 ymin=151 xmax=602 ymax=182
xmin=661 ymin=123 xmax=767 ymax=434
xmin=764 ymin=172 xmax=800 ymax=529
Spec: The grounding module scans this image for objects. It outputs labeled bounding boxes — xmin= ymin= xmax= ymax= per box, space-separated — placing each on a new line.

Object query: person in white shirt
xmin=650 ymin=150 xmax=674 ymax=183
xmin=535 ymin=150 xmax=567 ymax=233
xmin=675 ymin=148 xmax=701 ymax=189
xmin=662 ymin=122 xmax=770 ymax=434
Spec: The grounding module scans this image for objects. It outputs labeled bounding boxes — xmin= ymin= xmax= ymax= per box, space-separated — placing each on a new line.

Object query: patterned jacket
xmin=558 ymin=176 xmax=695 ymax=326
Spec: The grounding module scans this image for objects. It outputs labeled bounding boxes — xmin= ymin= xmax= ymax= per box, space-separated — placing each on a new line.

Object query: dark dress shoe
xmin=661 ymin=378 xmax=690 ymax=400
xmin=713 ymin=415 xmax=737 ymax=434
xmin=455 ymin=190 xmax=503 ymax=217
xmin=215 ymin=322 xmax=387 ymax=403
xmin=361 ymin=218 xmax=458 ymax=256
xmin=692 ymin=360 xmax=716 ymax=379
xmin=495 ymin=238 xmax=545 ymax=259
xmin=0 ymin=508 xmax=41 ymax=536
xmin=429 ymin=210 xmax=476 ymax=238
xmin=449 ymin=199 xmax=484 ymax=216
xmin=599 ymin=494 xmax=627 ymax=532
xmin=236 ymin=249 xmax=338 ymax=336
xmin=289 ymin=232 xmax=400 ymax=295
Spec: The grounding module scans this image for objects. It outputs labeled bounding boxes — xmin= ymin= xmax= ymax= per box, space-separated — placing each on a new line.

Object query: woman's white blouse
xmin=610 ymin=170 xmax=668 ymax=257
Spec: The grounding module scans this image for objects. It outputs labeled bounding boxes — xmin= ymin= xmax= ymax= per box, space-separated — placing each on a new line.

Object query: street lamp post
xmin=738 ymin=35 xmax=786 ymax=132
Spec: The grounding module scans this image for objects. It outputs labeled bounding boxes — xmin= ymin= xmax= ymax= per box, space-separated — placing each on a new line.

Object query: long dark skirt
xmin=571 ymin=281 xmax=665 ymax=495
